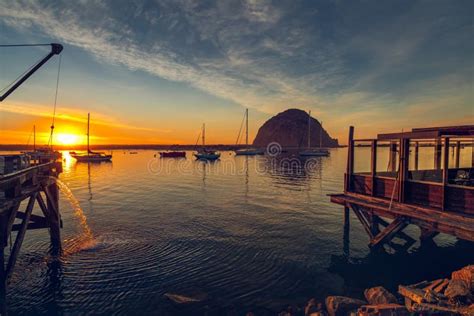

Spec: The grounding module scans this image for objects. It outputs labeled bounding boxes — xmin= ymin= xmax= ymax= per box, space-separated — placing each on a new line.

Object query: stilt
xmin=414 ymin=141 xmax=419 ymax=171
xmin=434 ymin=138 xmax=442 ymax=170
xmin=45 ymin=183 xmax=61 ymax=253
xmin=0 ymin=247 xmax=6 ymax=316
xmin=343 ymin=206 xmax=350 ymax=257
xmin=389 ymin=142 xmax=397 ymax=173
xmin=455 ymin=141 xmax=461 ymax=169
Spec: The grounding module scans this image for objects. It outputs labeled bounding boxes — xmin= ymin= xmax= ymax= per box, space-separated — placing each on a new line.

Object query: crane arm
xmin=0 ymin=43 xmax=63 ymax=102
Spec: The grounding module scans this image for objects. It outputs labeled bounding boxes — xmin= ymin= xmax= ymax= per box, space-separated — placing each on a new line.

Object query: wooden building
xmin=330 ymin=125 xmax=474 ymax=248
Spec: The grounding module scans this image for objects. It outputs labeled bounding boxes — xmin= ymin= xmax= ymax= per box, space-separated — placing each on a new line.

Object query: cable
xmin=235 ymin=110 xmax=246 ymax=145
xmin=48 ymin=54 xmax=62 ymax=148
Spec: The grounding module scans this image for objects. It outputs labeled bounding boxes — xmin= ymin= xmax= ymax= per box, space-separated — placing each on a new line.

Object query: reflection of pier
xmin=331 ymin=125 xmax=474 ymax=250
xmin=0 ymin=161 xmax=62 ymax=314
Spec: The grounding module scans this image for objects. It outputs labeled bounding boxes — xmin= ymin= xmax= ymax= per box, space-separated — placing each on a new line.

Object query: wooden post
xmin=389 ymin=142 xmax=397 ymax=173
xmin=45 ymin=183 xmax=61 ymax=253
xmin=345 ymin=126 xmax=354 ymax=193
xmin=0 ymin=247 xmax=5 ymax=316
xmin=343 ymin=206 xmax=350 ymax=257
xmin=399 ymin=138 xmax=409 ymax=203
xmin=371 ymin=140 xmax=377 ymax=196
xmin=434 ymin=138 xmax=442 ymax=170
xmin=414 ymin=141 xmax=419 ymax=171
xmin=455 ymin=141 xmax=461 ymax=169
xmin=442 ymin=138 xmax=449 ymax=211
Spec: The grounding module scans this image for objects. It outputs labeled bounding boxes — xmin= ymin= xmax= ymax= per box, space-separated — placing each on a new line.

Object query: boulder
xmin=364 ymin=287 xmax=398 ymax=305
xmin=358 ymin=303 xmax=409 ymax=316
xmin=253 ymin=109 xmax=339 ymax=148
xmin=445 ymin=279 xmax=470 ymax=299
xmin=452 ymin=266 xmax=474 ymax=291
xmin=325 ymin=296 xmax=366 ymax=316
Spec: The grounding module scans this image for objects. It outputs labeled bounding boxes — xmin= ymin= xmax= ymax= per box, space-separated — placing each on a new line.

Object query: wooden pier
xmin=330 ymin=125 xmax=474 ymax=249
xmin=0 ymin=159 xmax=62 ymax=315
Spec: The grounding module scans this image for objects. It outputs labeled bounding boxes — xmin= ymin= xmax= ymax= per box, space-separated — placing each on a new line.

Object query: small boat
xmin=234 ymin=108 xmax=264 ymax=156
xmin=299 ymin=110 xmax=329 ymax=157
xmin=23 ymin=125 xmax=62 ymax=163
xmin=70 ymin=113 xmax=112 ymax=162
xmin=194 ymin=124 xmax=220 ymax=161
xmin=159 ymin=151 xmax=186 ymax=158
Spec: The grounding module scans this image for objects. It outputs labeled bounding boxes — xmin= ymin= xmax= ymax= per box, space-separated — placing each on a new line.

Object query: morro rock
xmin=253 ymin=109 xmax=339 ymax=148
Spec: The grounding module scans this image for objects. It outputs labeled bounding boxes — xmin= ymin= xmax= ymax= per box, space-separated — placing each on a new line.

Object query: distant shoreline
xmin=0 ymin=144 xmax=346 ymax=151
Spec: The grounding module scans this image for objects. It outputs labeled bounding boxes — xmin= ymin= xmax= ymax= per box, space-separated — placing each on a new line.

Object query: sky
xmin=0 ymin=0 xmax=473 ymax=145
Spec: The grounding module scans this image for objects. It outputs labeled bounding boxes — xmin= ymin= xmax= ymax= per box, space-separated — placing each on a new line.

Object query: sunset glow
xmin=56 ymin=133 xmax=80 ymax=146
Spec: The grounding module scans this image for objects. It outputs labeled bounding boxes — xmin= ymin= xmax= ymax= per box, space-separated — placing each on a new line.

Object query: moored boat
xmin=234 ymin=108 xmax=263 ymax=156
xmin=159 ymin=151 xmax=186 ymax=158
xmin=70 ymin=113 xmax=112 ymax=162
xmin=298 ymin=110 xmax=329 ymax=157
xmin=194 ymin=124 xmax=220 ymax=161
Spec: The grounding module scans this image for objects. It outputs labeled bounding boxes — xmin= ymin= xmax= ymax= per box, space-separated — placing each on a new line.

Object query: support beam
xmin=442 ymin=137 xmax=449 ymax=211
xmin=414 ymin=141 xmax=419 ymax=171
xmin=349 ymin=204 xmax=374 ymax=239
xmin=0 ymin=247 xmax=6 ymax=316
xmin=5 ymin=193 xmax=37 ymax=282
xmin=371 ymin=140 xmax=377 ymax=196
xmin=434 ymin=138 xmax=442 ymax=170
xmin=343 ymin=207 xmax=350 ymax=257
xmin=345 ymin=126 xmax=354 ymax=193
xmin=369 ymin=217 xmax=408 ymax=248
xmin=455 ymin=141 xmax=460 ymax=169
xmin=44 ymin=184 xmax=61 ymax=253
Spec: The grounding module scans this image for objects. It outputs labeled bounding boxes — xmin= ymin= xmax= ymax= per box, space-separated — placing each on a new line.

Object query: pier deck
xmin=0 ymin=159 xmax=62 ymax=315
xmin=330 ymin=125 xmax=474 ymax=249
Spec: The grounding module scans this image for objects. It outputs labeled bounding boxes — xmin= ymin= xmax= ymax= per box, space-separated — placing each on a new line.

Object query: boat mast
xmin=246 ymin=108 xmax=249 ymax=148
xmin=320 ymin=121 xmax=323 ymax=149
xmin=87 ymin=113 xmax=90 ymax=155
xmin=308 ymin=110 xmax=311 ymax=149
xmin=33 ymin=125 xmax=36 ymax=152
xmin=202 ymin=123 xmax=205 ymax=147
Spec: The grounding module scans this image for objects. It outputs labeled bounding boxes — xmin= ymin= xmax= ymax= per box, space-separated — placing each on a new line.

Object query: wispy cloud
xmin=0 ymin=0 xmax=471 ymax=139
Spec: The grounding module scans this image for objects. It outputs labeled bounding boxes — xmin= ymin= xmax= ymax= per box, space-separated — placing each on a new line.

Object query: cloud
xmin=0 ymin=101 xmax=170 ymax=133
xmin=0 ymin=0 xmax=471 ymax=137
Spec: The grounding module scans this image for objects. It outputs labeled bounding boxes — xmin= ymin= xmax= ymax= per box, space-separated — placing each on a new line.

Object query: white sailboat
xmin=70 ymin=113 xmax=112 ymax=162
xmin=194 ymin=123 xmax=221 ymax=161
xmin=234 ymin=108 xmax=264 ymax=156
xmin=299 ymin=110 xmax=329 ymax=157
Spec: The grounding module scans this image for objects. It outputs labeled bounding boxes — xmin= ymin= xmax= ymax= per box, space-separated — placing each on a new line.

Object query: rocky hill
xmin=253 ymin=109 xmax=339 ymax=148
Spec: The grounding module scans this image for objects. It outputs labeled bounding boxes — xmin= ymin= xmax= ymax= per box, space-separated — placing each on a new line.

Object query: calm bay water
xmin=5 ymin=149 xmax=474 ymax=315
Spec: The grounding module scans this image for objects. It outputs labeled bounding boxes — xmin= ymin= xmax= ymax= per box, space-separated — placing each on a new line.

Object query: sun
xmin=56 ymin=133 xmax=79 ymax=146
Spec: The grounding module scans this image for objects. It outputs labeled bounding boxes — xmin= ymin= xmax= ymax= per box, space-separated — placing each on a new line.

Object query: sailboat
xmin=194 ymin=123 xmax=221 ymax=161
xmin=299 ymin=110 xmax=330 ymax=157
xmin=23 ymin=125 xmax=62 ymax=163
xmin=70 ymin=113 xmax=112 ymax=162
xmin=234 ymin=108 xmax=264 ymax=156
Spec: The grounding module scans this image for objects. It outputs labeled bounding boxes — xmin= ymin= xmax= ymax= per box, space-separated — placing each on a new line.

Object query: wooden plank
xmin=5 ymin=193 xmax=36 ymax=281
xmin=369 ymin=217 xmax=408 ymax=247
xmin=329 ymin=193 xmax=474 ymax=241
xmin=11 ymin=221 xmax=49 ymax=231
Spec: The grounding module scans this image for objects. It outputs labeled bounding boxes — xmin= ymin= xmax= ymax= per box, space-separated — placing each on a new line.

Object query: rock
xmin=358 ymin=303 xmax=409 ymax=316
xmin=325 ymin=296 xmax=366 ymax=316
xmin=305 ymin=298 xmax=326 ymax=316
xmin=460 ymin=304 xmax=474 ymax=316
xmin=452 ymin=266 xmax=474 ymax=291
xmin=364 ymin=287 xmax=398 ymax=305
xmin=253 ymin=109 xmax=339 ymax=148
xmin=445 ymin=279 xmax=470 ymax=299
xmin=164 ymin=292 xmax=208 ymax=304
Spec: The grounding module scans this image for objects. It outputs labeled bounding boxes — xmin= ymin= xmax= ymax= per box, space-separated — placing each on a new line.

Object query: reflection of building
xmin=331 ymin=125 xmax=474 ymax=249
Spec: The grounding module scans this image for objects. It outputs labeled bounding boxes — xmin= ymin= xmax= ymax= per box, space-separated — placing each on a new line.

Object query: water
xmin=4 ymin=149 xmax=474 ymax=315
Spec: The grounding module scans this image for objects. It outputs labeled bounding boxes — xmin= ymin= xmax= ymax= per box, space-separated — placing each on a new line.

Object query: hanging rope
xmin=48 ymin=54 xmax=62 ymax=148
xmin=194 ymin=130 xmax=202 ymax=149
xmin=235 ymin=110 xmax=246 ymax=145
